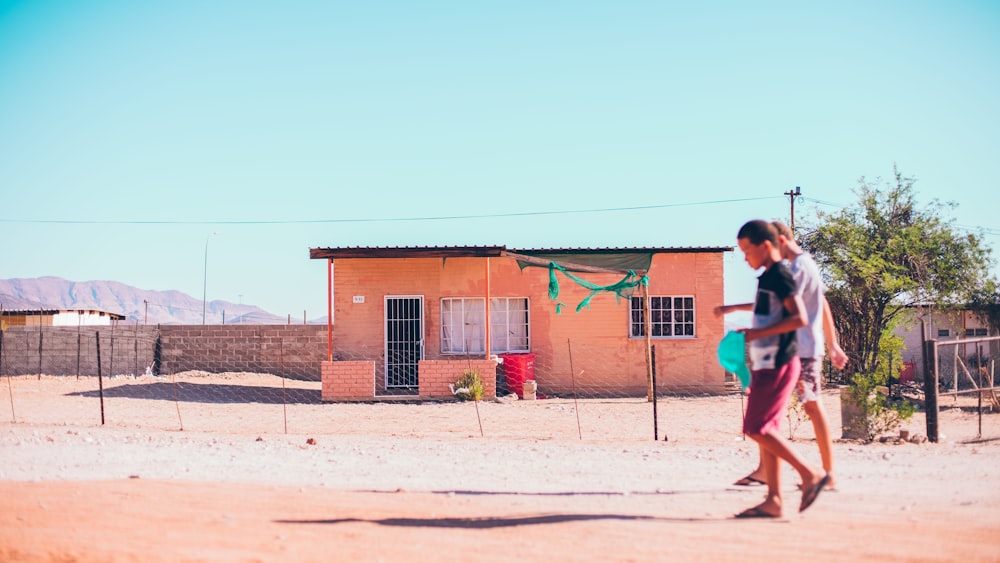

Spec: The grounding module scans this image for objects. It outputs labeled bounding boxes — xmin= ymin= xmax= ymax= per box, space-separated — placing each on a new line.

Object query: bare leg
xmin=742 ymin=435 xmax=782 ymax=516
xmin=750 ymin=431 xmax=825 ymax=512
xmin=804 ymin=400 xmax=836 ymax=489
xmin=735 ymin=444 xmax=767 ymax=485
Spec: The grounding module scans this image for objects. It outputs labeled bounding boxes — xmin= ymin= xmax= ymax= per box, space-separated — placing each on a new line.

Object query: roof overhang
xmin=309 ymin=245 xmax=732 ymax=260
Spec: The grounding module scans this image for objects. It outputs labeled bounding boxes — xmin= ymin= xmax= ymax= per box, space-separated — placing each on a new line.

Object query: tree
xmin=968 ymin=281 xmax=1000 ymax=334
xmin=801 ymin=166 xmax=994 ymax=379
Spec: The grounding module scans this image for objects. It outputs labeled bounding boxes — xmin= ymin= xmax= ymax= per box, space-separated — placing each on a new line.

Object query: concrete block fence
xmin=0 ymin=325 xmax=327 ymax=380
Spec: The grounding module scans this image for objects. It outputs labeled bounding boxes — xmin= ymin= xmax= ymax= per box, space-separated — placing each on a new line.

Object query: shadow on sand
xmin=66 ymin=381 xmax=322 ymax=405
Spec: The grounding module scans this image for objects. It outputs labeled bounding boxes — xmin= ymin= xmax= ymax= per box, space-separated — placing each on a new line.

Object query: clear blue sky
xmin=1 ymin=1 xmax=998 ymax=320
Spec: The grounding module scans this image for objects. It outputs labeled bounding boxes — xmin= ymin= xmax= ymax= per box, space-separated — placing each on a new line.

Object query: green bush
xmin=846 ymin=372 xmax=916 ymax=441
xmin=453 ymin=369 xmax=484 ymax=401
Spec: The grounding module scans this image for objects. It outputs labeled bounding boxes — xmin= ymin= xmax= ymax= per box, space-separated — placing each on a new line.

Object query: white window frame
xmin=490 ymin=297 xmax=530 ymax=353
xmin=441 ymin=297 xmax=531 ymax=354
xmin=629 ymin=295 xmax=696 ymax=338
xmin=440 ymin=297 xmax=485 ymax=355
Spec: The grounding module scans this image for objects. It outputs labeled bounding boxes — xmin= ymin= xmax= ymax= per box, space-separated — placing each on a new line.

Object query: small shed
xmin=1 ymin=309 xmax=126 ymax=327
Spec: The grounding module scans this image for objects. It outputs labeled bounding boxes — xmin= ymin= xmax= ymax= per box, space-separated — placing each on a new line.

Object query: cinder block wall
xmin=418 ymin=359 xmax=498 ymax=399
xmin=0 ymin=325 xmax=328 ymax=380
xmin=0 ymin=326 xmax=159 ymax=377
xmin=321 ymin=360 xmax=375 ymax=401
xmin=159 ymin=325 xmax=328 ymax=380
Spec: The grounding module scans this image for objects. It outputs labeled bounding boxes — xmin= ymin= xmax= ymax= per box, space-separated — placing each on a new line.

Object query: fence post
xmin=76 ymin=326 xmax=81 ymax=379
xmin=96 ymin=331 xmax=106 ymax=425
xmin=923 ymin=339 xmax=939 ymax=443
xmin=37 ymin=322 xmax=43 ymax=380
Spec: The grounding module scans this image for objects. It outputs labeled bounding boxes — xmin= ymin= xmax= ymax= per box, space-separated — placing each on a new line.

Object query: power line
xmin=0 ymin=196 xmax=783 ymax=225
xmin=802 ymin=197 xmax=1000 ymax=237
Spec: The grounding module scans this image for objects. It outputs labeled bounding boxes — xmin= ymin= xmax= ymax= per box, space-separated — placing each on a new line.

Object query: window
xmin=937 ymin=329 xmax=951 ymax=338
xmin=490 ymin=297 xmax=530 ymax=353
xmin=966 ymin=328 xmax=988 ymax=337
xmin=441 ymin=298 xmax=484 ymax=354
xmin=441 ymin=297 xmax=530 ymax=354
xmin=630 ymin=295 xmax=695 ymax=338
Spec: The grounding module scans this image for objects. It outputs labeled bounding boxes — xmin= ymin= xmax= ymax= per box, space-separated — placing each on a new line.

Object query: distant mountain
xmin=0 ymin=277 xmax=287 ymax=325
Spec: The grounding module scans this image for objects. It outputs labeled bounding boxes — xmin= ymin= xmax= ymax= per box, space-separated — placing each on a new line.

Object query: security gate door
xmin=385 ymin=296 xmax=424 ymax=388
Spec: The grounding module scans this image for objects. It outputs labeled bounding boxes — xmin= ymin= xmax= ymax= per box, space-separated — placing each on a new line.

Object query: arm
xmin=713 ymin=302 xmax=753 ymax=317
xmin=742 ymin=294 xmax=807 ymax=342
xmin=821 ymin=295 xmax=848 ymax=369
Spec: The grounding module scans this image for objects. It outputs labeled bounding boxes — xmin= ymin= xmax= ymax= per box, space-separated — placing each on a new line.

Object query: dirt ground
xmin=1 ymin=374 xmax=999 ymax=562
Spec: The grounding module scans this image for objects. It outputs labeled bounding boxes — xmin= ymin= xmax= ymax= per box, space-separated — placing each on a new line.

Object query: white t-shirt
xmin=788 ymin=252 xmax=826 ymax=359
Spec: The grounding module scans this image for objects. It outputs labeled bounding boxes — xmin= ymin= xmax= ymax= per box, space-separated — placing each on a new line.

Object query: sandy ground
xmin=1 ymin=373 xmax=999 ymax=562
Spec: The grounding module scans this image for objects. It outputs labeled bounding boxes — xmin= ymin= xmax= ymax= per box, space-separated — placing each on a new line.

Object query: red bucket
xmin=499 ymin=353 xmax=536 ymax=398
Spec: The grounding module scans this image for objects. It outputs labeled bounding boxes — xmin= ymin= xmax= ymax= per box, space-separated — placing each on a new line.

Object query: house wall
xmin=330 ymin=252 xmax=727 ymax=396
xmin=1 ymin=314 xmax=54 ymax=327
xmin=52 ymin=311 xmax=118 ymax=326
xmin=1 ymin=311 xmax=119 ymax=327
xmin=896 ymin=308 xmax=995 ymax=383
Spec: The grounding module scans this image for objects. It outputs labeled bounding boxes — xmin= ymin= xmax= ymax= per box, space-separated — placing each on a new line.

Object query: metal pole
xmin=567 ymin=338 xmax=582 ymax=440
xmin=37 ymin=310 xmax=42 ymax=380
xmin=2 ymin=326 xmax=15 ymax=423
xmin=327 ymin=259 xmax=333 ymax=362
xmin=202 ymin=232 xmax=219 ymax=324
xmin=977 ymin=345 xmax=983 ymax=439
xmin=281 ymin=338 xmax=288 ymax=435
xmin=924 ymin=339 xmax=939 ymax=442
xmin=642 ymin=286 xmax=653 ymax=401
xmin=652 ymin=345 xmax=661 ymax=441
xmin=134 ymin=321 xmax=139 ymax=378
xmin=109 ymin=320 xmax=115 ymax=379
xmin=96 ymin=331 xmax=105 ymax=425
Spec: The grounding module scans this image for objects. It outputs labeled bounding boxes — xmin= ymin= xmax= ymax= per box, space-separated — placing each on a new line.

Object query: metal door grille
xmin=385 ymin=296 xmax=423 ymax=388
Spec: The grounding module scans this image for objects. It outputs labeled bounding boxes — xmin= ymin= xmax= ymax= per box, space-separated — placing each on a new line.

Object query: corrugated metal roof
xmin=1 ymin=309 xmax=126 ymax=320
xmin=309 ymin=244 xmax=732 ymax=260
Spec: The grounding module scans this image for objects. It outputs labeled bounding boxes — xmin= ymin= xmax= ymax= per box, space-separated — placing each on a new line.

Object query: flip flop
xmin=796 ymin=478 xmax=836 ymax=492
xmin=799 ymin=474 xmax=832 ymax=513
xmin=733 ymin=475 xmax=766 ymax=486
xmin=734 ymin=506 xmax=780 ymax=519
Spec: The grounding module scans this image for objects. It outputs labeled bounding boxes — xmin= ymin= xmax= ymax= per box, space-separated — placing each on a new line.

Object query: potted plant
xmin=840 ymin=332 xmax=915 ymax=441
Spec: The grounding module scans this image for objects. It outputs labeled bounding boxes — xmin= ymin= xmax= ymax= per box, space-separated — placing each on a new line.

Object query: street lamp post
xmin=202 ymin=232 xmax=219 ymax=324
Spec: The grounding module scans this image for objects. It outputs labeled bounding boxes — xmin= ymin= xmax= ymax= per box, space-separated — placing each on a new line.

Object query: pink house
xmin=309 ymin=245 xmax=731 ymax=401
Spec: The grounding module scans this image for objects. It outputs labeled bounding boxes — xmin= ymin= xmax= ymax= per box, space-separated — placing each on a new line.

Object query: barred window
xmin=630 ymin=296 xmax=695 ymax=338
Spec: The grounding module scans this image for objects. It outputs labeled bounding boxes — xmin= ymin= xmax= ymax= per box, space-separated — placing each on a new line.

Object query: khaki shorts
xmin=796 ymin=357 xmax=822 ymax=403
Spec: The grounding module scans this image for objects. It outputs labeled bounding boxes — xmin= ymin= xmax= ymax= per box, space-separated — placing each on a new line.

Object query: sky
xmin=1 ymin=1 xmax=998 ymax=321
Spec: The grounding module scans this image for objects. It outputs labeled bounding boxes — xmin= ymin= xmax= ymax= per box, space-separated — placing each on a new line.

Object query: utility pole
xmin=784 ymin=186 xmax=802 ymax=232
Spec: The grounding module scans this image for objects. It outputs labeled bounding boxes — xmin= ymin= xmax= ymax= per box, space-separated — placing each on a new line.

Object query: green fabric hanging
xmin=547 ymin=262 xmax=649 ymax=313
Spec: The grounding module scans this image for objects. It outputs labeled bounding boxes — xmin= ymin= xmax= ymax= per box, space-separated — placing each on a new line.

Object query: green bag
xmin=717 ymin=331 xmax=751 ymax=389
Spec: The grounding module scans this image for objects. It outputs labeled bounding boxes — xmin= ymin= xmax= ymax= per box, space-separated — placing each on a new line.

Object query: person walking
xmin=715 ymin=220 xmax=829 ymax=518
xmin=725 ymin=221 xmax=848 ymax=491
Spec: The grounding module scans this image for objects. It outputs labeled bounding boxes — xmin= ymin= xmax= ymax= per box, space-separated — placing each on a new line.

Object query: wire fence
xmin=3 ymin=326 xmax=996 ymax=442
xmin=0 ymin=325 xmax=727 ymax=440
xmin=921 ymin=336 xmax=1000 ymax=443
